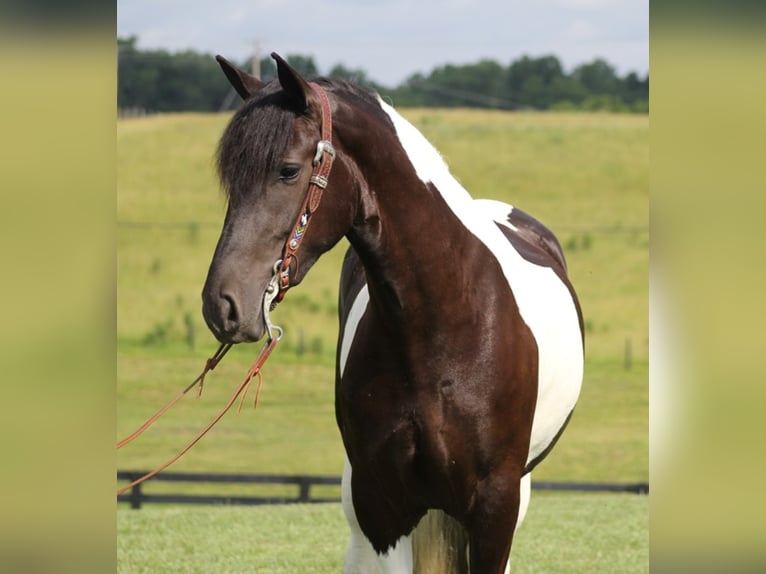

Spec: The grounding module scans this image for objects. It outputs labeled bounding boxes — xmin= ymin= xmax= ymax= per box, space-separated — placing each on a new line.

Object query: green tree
xmin=382 ymin=73 xmax=430 ymax=107
xmin=284 ymin=54 xmax=318 ymax=77
xmin=401 ymin=59 xmax=508 ymax=108
xmin=117 ymin=36 xmax=647 ymax=114
xmin=118 ymin=37 xmax=228 ymax=112
xmin=572 ymin=58 xmax=620 ymax=96
xmin=328 ymin=63 xmax=370 ymax=86
xmin=506 ymin=55 xmax=566 ymax=109
xmin=620 ymin=71 xmax=649 ymax=106
xmin=550 ymin=75 xmax=588 ymax=106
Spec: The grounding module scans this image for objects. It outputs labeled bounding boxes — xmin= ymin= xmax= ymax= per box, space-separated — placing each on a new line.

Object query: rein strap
xmin=116 ymin=337 xmax=278 ymax=497
xmin=116 ymin=343 xmax=232 ymax=450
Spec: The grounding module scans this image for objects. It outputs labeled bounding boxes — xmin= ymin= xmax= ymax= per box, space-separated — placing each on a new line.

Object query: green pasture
xmin=117 ymin=494 xmax=647 ymax=573
xmin=117 ymin=109 xmax=648 ymax=570
xmin=117 ymin=110 xmax=648 ymax=364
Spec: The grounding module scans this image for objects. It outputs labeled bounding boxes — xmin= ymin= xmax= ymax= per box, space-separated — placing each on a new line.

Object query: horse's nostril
xmin=221 ymin=292 xmax=239 ymax=330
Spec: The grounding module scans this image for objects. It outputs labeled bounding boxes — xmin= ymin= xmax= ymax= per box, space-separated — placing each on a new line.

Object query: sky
xmin=117 ymin=0 xmax=648 ymax=87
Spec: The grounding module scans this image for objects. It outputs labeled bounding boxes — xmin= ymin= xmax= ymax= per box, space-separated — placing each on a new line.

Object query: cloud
xmin=557 ymin=0 xmax=624 ymax=7
xmin=567 ymin=19 xmax=599 ymax=40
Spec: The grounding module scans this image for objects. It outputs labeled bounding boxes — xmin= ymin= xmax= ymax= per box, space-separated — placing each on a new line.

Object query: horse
xmin=201 ymin=52 xmax=584 ymax=574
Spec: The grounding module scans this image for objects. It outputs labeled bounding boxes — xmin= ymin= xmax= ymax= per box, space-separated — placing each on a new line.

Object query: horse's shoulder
xmin=472 ymin=199 xmax=568 ymax=274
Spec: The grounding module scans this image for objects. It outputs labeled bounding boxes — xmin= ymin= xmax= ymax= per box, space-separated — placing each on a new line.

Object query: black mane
xmin=216 ymin=82 xmax=297 ymax=203
xmin=216 ymin=78 xmax=383 ymax=203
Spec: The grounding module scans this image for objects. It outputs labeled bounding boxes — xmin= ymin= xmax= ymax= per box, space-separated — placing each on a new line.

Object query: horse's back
xmin=338 ymin=201 xmax=570 ymax=321
xmin=472 ymin=199 xmax=568 ymax=273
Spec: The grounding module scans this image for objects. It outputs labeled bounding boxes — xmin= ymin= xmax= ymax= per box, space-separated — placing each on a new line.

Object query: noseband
xmin=262 ymin=82 xmax=336 ymax=340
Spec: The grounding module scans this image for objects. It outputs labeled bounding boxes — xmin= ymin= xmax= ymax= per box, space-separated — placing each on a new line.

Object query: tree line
xmin=118 ymin=36 xmax=648 ymax=114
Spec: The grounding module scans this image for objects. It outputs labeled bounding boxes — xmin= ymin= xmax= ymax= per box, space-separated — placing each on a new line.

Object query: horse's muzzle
xmin=201 ymin=285 xmax=266 ymax=344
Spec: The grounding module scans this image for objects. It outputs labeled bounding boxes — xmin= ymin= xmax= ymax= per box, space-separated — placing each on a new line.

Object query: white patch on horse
xmin=473 ymin=198 xmax=520 ymax=232
xmin=340 ymin=284 xmax=369 ymax=376
xmin=341 ymin=456 xmax=414 ymax=574
xmin=378 ymin=98 xmax=583 ymax=466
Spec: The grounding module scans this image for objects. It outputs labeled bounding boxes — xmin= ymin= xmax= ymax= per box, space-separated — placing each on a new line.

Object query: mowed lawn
xmin=117 ymin=494 xmax=648 ymax=573
xmin=117 ymin=108 xmax=648 ymax=572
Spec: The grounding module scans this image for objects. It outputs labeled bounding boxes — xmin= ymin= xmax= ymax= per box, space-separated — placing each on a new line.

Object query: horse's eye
xmin=279 ymin=165 xmax=301 ymax=181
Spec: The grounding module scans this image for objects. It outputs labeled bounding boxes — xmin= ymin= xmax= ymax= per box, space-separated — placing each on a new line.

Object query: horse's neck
xmin=344 ymin=99 xmax=485 ymax=333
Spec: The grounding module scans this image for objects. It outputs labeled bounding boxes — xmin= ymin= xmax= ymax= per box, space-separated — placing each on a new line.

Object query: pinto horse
xmin=202 ymin=53 xmax=584 ymax=574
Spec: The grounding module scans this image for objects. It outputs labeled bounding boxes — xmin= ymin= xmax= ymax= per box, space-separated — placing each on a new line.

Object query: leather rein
xmin=117 ymin=83 xmax=335 ymax=497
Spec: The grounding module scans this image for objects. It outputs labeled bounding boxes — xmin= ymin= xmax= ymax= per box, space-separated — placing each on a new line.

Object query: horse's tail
xmin=411 ymin=509 xmax=469 ymax=574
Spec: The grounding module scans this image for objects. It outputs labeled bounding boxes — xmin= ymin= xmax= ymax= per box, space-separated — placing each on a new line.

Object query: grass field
xmin=117 ymin=108 xmax=648 ymax=571
xmin=117 ymin=110 xmax=648 ymax=364
xmin=117 ymin=494 xmax=648 ymax=573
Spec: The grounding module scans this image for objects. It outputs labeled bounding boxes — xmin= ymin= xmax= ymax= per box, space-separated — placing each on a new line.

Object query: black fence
xmin=117 ymin=471 xmax=647 ymax=509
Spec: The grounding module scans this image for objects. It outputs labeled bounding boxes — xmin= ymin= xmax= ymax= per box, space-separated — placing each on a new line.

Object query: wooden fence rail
xmin=117 ymin=471 xmax=647 ymax=510
xmin=117 ymin=471 xmax=342 ymax=509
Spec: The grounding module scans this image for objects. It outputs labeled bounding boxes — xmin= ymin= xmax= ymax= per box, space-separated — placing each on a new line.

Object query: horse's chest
xmin=337 ymin=368 xmax=488 ymax=480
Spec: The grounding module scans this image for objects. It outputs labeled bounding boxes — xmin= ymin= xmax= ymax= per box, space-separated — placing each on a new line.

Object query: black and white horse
xmin=202 ymin=53 xmax=584 ymax=573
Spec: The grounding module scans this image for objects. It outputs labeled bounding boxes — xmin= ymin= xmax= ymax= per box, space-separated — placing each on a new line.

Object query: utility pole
xmin=219 ymin=38 xmax=262 ymax=112
xmin=252 ymin=40 xmax=261 ymax=80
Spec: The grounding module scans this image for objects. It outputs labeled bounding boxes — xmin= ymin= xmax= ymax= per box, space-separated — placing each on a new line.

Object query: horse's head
xmin=202 ymin=53 xmax=355 ymax=343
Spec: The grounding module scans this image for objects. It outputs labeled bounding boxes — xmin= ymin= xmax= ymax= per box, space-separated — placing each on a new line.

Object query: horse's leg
xmin=515 ymin=472 xmax=531 ymax=531
xmin=342 ymin=457 xmax=380 ymax=573
xmin=467 ymin=468 xmax=522 ymax=574
xmin=377 ymin=536 xmax=414 ymax=574
xmin=341 ymin=456 xmax=413 ymax=574
xmin=503 ymin=473 xmax=532 ymax=574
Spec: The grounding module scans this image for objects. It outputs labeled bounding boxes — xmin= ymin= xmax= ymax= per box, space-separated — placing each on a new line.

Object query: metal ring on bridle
xmin=313 ymin=140 xmax=336 ymax=166
xmin=262 ymin=259 xmax=284 ymax=342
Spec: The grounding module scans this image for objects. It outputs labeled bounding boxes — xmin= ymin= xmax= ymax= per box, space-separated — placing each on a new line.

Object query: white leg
xmin=378 ymin=535 xmax=413 ymax=574
xmin=342 ymin=457 xmax=380 ymax=574
xmin=515 ymin=473 xmax=531 ymax=532
xmin=342 ymin=456 xmax=413 ymax=574
xmin=505 ymin=473 xmax=532 ymax=574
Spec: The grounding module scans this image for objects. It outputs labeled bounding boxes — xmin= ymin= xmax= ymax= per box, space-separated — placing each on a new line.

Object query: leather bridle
xmin=261 ymin=81 xmax=336 ymax=340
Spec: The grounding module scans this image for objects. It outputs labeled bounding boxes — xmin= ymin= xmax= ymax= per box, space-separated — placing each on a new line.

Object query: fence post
xmin=298 ymin=477 xmax=311 ymax=502
xmin=130 ymin=482 xmax=143 ymax=509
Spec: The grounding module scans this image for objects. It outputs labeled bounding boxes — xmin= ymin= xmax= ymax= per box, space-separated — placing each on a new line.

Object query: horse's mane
xmin=216 ymin=78 xmax=385 ymax=203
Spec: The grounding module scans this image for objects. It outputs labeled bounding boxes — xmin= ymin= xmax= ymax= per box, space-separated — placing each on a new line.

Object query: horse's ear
xmin=272 ymin=52 xmax=315 ymax=111
xmin=216 ymin=55 xmax=265 ymax=99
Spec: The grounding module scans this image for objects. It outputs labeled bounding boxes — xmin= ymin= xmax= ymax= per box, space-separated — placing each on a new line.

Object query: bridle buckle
xmin=313 ymin=140 xmax=336 ymax=166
